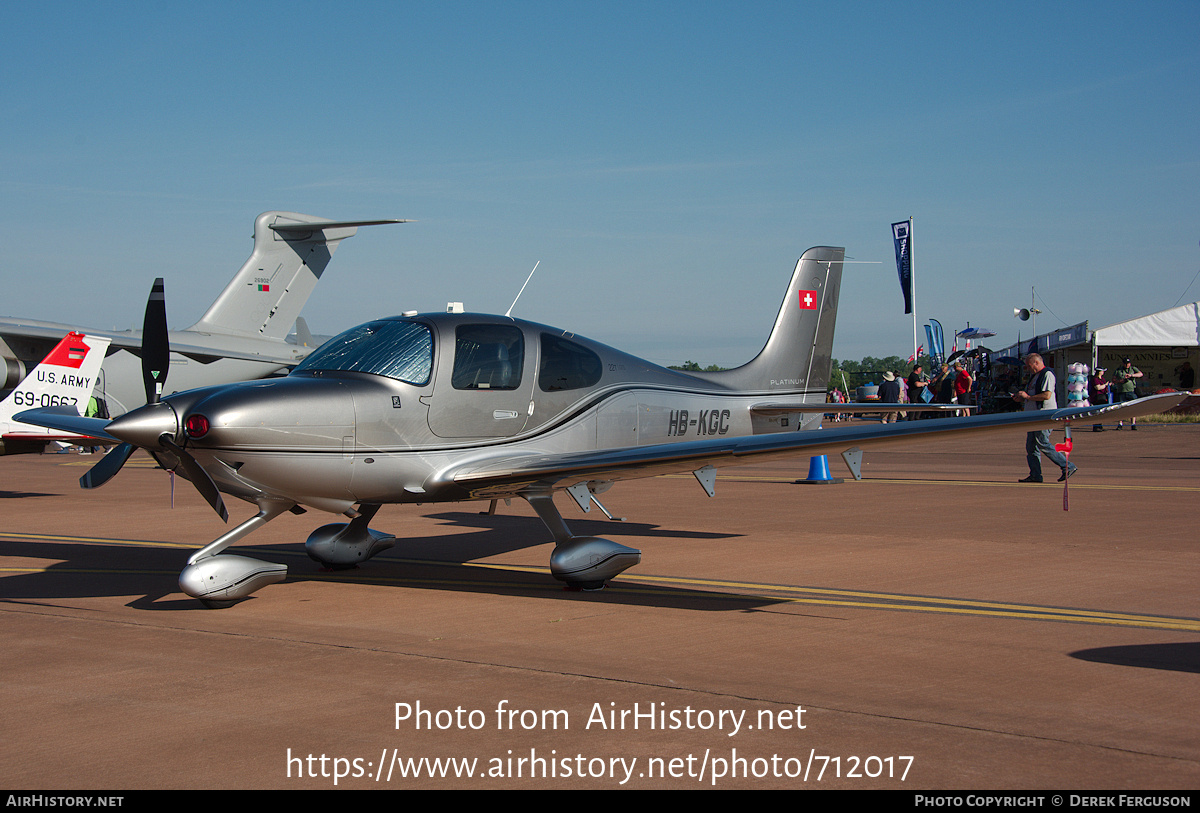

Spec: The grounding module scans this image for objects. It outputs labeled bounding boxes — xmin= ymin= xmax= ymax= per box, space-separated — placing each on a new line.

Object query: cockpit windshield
xmin=293 ymin=319 xmax=433 ymax=385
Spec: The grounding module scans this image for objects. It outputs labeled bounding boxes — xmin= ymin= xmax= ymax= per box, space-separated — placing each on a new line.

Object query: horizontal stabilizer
xmin=270 ymin=218 xmax=409 ymax=234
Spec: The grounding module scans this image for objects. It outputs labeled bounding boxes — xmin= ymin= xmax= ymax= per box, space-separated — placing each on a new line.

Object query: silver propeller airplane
xmin=19 ymin=246 xmax=1181 ymax=607
xmin=0 ymin=211 xmax=403 ymax=416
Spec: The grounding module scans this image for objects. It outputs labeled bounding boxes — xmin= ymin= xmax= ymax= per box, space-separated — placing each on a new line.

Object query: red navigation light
xmin=184 ymin=414 xmax=210 ymax=439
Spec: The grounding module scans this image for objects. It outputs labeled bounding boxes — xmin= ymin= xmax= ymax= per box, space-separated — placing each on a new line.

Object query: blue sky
xmin=2 ymin=1 xmax=1197 ymax=366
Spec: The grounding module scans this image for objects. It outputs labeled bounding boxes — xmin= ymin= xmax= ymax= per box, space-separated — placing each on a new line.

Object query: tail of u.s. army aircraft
xmin=0 ymin=332 xmax=111 ymax=455
xmin=693 ymin=246 xmax=843 ymax=394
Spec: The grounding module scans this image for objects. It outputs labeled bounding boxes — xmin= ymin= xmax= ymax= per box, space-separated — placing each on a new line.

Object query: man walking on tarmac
xmin=1014 ymin=353 xmax=1077 ymax=483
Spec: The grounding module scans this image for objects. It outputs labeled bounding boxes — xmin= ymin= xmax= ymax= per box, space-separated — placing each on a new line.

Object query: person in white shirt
xmin=1013 ymin=353 xmax=1076 ymax=483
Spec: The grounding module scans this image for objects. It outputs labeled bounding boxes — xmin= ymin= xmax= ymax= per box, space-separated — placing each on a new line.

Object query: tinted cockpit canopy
xmin=293 ymin=319 xmax=433 ymax=385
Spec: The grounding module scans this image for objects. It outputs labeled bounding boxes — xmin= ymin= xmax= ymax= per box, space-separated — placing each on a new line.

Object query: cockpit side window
xmin=538 ymin=333 xmax=602 ymax=392
xmin=452 ymin=324 xmax=524 ymax=390
xmin=293 ymin=320 xmax=433 ymax=385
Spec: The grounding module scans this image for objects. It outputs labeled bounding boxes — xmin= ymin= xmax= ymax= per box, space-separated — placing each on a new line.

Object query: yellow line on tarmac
xmin=0 ymin=567 xmax=173 ymax=577
xmin=0 ymin=531 xmax=196 ymax=550
xmin=465 ymin=563 xmax=1200 ymax=632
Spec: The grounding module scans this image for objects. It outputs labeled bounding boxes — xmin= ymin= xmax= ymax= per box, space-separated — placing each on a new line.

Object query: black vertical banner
xmin=892 ymin=220 xmax=912 ymax=314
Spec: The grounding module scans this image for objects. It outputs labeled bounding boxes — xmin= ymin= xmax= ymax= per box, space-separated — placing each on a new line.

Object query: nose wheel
xmin=178 ymin=498 xmax=294 ymax=606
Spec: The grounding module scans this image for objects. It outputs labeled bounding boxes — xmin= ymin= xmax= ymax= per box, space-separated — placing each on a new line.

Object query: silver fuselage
xmin=160 ymin=313 xmax=825 ymax=515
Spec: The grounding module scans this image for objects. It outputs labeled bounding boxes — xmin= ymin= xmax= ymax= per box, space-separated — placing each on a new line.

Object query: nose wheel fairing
xmin=180 ymin=555 xmax=288 ymax=609
xmin=177 ymin=498 xmax=295 ymax=606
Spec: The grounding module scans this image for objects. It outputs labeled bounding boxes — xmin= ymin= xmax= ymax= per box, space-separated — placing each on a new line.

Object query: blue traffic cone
xmin=796 ymin=454 xmax=843 ymax=484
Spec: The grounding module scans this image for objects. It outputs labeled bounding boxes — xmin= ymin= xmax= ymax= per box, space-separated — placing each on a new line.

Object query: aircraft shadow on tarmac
xmin=1070 ymin=642 xmax=1200 ymax=674
xmin=422 ymin=508 xmax=738 ymax=541
xmin=7 ymin=533 xmax=1196 ymax=647
xmin=0 ymin=515 xmax=788 ymax=615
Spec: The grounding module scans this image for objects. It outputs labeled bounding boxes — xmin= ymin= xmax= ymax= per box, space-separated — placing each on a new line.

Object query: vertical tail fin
xmin=1 ymin=333 xmax=111 ymax=449
xmin=701 ymin=247 xmax=843 ymax=394
xmin=186 ymin=212 xmax=406 ymax=340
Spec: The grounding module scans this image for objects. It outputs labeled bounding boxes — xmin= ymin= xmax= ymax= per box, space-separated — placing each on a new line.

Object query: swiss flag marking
xmin=798 ymin=290 xmax=818 ymax=310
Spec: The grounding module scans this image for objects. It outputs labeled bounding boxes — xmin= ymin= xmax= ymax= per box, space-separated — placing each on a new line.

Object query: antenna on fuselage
xmin=505 ymin=261 xmax=540 ymax=318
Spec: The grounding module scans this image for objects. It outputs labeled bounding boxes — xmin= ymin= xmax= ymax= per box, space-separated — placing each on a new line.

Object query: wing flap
xmin=751 ymin=402 xmax=972 ymax=414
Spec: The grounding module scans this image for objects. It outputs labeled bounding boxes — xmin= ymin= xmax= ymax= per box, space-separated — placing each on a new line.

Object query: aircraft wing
xmin=449 ymin=394 xmax=1185 ymax=497
xmin=0 ymin=319 xmax=143 ymax=346
xmin=0 ymin=319 xmax=300 ymax=366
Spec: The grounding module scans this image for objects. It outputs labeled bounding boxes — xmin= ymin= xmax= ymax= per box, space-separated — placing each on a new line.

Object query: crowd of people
xmin=827 ymin=360 xmax=978 ymax=421
xmin=824 ymin=353 xmax=1197 ymax=487
xmin=828 ymin=355 xmax=1194 ymax=424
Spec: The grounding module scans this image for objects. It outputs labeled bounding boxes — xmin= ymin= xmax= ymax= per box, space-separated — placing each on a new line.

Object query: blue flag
xmin=892 ymin=220 xmax=912 ymax=314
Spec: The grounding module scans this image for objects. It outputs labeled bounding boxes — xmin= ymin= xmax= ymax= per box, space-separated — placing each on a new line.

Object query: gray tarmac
xmin=2 ymin=422 xmax=1197 ymax=789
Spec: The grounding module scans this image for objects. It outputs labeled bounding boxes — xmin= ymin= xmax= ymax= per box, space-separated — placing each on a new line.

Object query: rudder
xmin=700 ymin=247 xmax=843 ymax=394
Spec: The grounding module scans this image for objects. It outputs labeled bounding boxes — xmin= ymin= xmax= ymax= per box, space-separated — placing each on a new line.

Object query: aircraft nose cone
xmin=106 ymin=401 xmax=179 ymax=448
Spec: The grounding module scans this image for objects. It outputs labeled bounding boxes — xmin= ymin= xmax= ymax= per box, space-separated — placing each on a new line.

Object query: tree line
xmin=672 ymin=355 xmax=939 ymax=391
xmin=829 ymin=355 xmax=936 ymax=392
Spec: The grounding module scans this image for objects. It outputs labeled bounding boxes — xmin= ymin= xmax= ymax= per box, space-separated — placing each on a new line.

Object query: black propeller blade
xmin=142 ymin=278 xmax=169 ymax=404
xmin=79 ymin=441 xmax=135 ymax=490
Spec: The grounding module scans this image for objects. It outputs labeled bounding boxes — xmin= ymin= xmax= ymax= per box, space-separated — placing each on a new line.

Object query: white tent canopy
xmin=1093 ymin=303 xmax=1200 ymax=347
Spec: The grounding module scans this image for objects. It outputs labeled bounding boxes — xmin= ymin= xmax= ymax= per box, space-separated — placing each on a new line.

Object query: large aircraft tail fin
xmin=186 ymin=212 xmax=406 ymax=341
xmin=1 ymin=332 xmax=111 ymax=453
xmin=698 ymin=247 xmax=843 ymax=394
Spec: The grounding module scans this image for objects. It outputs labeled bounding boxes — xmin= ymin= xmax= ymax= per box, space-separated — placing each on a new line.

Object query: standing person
xmin=1014 ymin=353 xmax=1077 ymax=483
xmin=935 ymin=364 xmax=955 ymax=404
xmin=1111 ymin=357 xmax=1144 ymax=430
xmin=953 ymin=362 xmax=973 ymax=410
xmin=906 ymin=365 xmax=928 ymax=418
xmin=827 ymin=388 xmax=843 ymax=422
xmin=877 ymin=371 xmax=901 ymax=423
xmin=1089 ymin=367 xmax=1111 ymax=431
